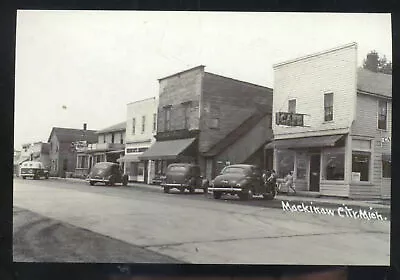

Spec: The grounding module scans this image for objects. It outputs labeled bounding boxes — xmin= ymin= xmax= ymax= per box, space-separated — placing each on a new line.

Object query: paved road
xmin=13 ymin=178 xmax=390 ymax=265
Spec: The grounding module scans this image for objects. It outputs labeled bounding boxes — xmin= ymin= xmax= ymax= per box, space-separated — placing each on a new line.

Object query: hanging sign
xmin=275 ymin=112 xmax=304 ymax=126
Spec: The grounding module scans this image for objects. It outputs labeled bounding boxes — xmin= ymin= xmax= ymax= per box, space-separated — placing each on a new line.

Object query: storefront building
xmin=140 ymin=66 xmax=273 ymax=181
xmin=74 ymin=122 xmax=125 ymax=178
xmin=266 ymin=42 xmax=391 ymax=199
xmin=119 ymin=97 xmax=158 ymax=184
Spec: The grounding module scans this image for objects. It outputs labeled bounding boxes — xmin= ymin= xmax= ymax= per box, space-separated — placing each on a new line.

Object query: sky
xmin=14 ymin=11 xmax=392 ymax=149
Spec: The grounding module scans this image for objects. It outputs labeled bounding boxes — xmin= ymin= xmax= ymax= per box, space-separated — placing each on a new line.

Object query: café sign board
xmin=275 ymin=112 xmax=304 ymax=127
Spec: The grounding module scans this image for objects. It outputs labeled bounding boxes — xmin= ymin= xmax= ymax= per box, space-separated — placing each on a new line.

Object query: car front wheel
xmin=163 ymin=186 xmax=170 ymax=193
xmin=239 ymin=188 xmax=253 ymax=201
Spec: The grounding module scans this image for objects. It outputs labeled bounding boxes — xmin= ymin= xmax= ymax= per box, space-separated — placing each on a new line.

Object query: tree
xmin=363 ymin=50 xmax=392 ymax=74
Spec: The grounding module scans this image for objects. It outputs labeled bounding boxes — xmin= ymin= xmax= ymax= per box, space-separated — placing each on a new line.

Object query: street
xmin=13 ymin=178 xmax=390 ymax=265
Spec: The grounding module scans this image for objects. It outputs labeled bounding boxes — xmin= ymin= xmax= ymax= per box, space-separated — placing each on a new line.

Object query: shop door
xmin=309 ymin=154 xmax=320 ymax=192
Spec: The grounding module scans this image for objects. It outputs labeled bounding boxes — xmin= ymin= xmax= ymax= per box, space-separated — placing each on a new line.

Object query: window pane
xmin=288 ymin=99 xmax=296 ymax=113
xmin=324 ymin=93 xmax=333 ymax=107
xmin=276 ymin=150 xmax=295 ymax=178
xmin=382 ymin=159 xmax=391 ymax=178
xmin=296 ymin=154 xmax=307 ymax=179
xmin=323 ymin=151 xmax=345 ymax=180
xmin=352 ymin=152 xmax=370 ymax=181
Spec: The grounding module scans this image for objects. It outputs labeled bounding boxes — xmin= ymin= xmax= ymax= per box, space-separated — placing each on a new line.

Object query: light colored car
xmin=20 ymin=161 xmax=49 ymax=180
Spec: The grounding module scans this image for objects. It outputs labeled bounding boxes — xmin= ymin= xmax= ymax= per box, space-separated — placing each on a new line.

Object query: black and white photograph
xmin=13 ymin=11 xmax=391 ymax=265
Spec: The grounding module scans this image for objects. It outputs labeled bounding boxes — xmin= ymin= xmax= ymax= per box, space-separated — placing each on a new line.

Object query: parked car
xmin=151 ymin=174 xmax=166 ymax=185
xmin=20 ymin=161 xmax=49 ymax=180
xmin=87 ymin=162 xmax=128 ymax=186
xmin=161 ymin=163 xmax=208 ymax=194
xmin=208 ymin=164 xmax=277 ymax=200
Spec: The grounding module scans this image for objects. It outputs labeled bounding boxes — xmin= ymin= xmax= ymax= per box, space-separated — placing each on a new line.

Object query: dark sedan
xmin=208 ymin=164 xmax=276 ymax=200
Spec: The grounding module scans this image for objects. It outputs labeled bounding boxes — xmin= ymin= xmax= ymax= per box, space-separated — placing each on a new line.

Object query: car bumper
xmin=163 ymin=183 xmax=189 ymax=187
xmin=208 ymin=187 xmax=243 ymax=192
xmin=20 ymin=174 xmax=35 ymax=177
xmin=86 ymin=178 xmax=109 ymax=183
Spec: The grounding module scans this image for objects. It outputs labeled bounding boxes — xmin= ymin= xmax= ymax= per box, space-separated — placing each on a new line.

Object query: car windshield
xmin=222 ymin=167 xmax=247 ymax=174
xmin=168 ymin=166 xmax=187 ymax=172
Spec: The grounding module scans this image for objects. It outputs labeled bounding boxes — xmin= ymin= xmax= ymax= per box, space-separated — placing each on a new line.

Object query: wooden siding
xmin=200 ymin=72 xmax=272 ymax=153
xmin=273 ymin=44 xmax=357 ymax=139
xmin=350 ymin=94 xmax=392 ymax=199
xmin=157 ymin=68 xmax=203 ymax=133
xmin=320 ymin=182 xmax=349 ymax=197
xmin=126 ymin=98 xmax=158 ymax=143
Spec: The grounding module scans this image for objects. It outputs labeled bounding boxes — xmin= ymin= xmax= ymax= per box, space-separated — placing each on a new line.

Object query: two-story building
xmin=74 ymin=122 xmax=126 ymax=178
xmin=48 ymin=124 xmax=97 ymax=177
xmin=140 ymin=66 xmax=273 ymax=181
xmin=266 ymin=42 xmax=391 ymax=200
xmin=119 ymin=97 xmax=158 ymax=183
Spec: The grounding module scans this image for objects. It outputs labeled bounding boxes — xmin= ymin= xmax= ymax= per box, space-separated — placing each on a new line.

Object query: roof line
xmin=273 ymin=42 xmax=358 ymax=69
xmin=205 ymin=72 xmax=273 ymax=90
xmin=158 ymin=65 xmax=206 ymax=81
xmin=127 ymin=96 xmax=157 ymax=106
xmin=357 ymin=89 xmax=392 ymax=99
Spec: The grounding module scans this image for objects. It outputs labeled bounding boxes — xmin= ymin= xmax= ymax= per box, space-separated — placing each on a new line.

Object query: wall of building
xmin=49 ymin=134 xmax=60 ymax=176
xmin=126 ymin=97 xmax=158 ymax=143
xmin=272 ymin=43 xmax=358 ymax=139
xmin=157 ymin=67 xmax=203 ymax=133
xmin=200 ymin=73 xmax=272 ymax=153
xmin=350 ymin=94 xmax=392 ymax=199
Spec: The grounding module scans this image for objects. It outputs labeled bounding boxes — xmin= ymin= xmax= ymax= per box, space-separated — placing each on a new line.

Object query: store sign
xmin=275 ymin=112 xmax=304 ymax=126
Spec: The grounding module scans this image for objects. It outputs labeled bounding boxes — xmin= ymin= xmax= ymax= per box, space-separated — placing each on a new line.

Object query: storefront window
xmin=296 ymin=153 xmax=307 ymax=179
xmin=322 ymin=150 xmax=345 ymax=180
xmin=276 ymin=150 xmax=295 ymax=178
xmin=352 ymin=152 xmax=370 ymax=182
xmin=382 ymin=155 xmax=391 ymax=178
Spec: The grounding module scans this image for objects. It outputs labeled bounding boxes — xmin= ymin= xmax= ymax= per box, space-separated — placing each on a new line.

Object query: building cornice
xmin=273 ymin=127 xmax=350 ymax=140
xmin=273 ymin=42 xmax=357 ymax=69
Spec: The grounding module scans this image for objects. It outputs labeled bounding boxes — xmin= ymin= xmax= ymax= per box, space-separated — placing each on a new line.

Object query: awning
xmin=382 ymin=154 xmax=391 ymax=162
xmin=139 ymin=138 xmax=196 ymax=161
xmin=265 ymin=134 xmax=345 ymax=150
xmin=117 ymin=154 xmax=141 ymax=163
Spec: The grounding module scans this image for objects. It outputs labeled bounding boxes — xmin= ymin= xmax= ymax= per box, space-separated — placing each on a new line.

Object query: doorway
xmin=309 ymin=154 xmax=320 ymax=192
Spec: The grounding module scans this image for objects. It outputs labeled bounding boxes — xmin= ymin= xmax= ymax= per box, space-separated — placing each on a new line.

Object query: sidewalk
xmin=46 ymin=177 xmax=390 ymax=210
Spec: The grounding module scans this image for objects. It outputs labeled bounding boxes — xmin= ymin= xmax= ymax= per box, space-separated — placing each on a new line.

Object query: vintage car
xmin=87 ymin=162 xmax=128 ymax=186
xmin=20 ymin=161 xmax=49 ymax=180
xmin=162 ymin=163 xmax=208 ymax=194
xmin=208 ymin=164 xmax=277 ymax=200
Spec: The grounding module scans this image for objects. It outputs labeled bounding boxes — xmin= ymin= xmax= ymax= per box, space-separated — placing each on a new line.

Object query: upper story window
xmin=378 ymin=100 xmax=387 ymax=130
xmin=153 ymin=113 xmax=157 ymax=132
xmin=142 ymin=116 xmax=146 ymax=134
xmin=132 ymin=118 xmax=136 ymax=135
xmin=288 ymin=99 xmax=296 ymax=113
xmin=183 ymin=102 xmax=191 ymax=129
xmin=324 ymin=93 xmax=334 ymax=122
xmin=164 ymin=106 xmax=171 ymax=131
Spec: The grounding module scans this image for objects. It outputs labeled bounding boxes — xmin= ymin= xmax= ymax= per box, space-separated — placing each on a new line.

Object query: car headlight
xmin=236 ymin=180 xmax=247 ymax=187
xmin=211 ymin=180 xmax=215 ymax=186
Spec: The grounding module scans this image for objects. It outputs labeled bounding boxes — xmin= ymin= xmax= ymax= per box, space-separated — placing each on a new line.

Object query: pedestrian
xmin=284 ymin=171 xmax=296 ymax=195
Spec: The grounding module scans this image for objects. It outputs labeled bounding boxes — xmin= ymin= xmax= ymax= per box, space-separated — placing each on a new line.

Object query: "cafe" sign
xmin=276 ymin=112 xmax=304 ymax=127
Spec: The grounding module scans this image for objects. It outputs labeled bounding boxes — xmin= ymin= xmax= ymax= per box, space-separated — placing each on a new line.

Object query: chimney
xmin=83 ymin=123 xmax=87 ymax=130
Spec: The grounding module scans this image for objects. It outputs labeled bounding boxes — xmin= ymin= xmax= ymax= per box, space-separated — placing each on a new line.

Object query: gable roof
xmin=97 ymin=121 xmax=126 ymax=134
xmin=357 ymin=68 xmax=392 ymax=98
xmin=47 ymin=127 xmax=98 ymax=143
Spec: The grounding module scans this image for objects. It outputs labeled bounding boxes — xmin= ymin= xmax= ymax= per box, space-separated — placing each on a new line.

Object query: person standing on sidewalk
xmin=284 ymin=171 xmax=296 ymax=195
